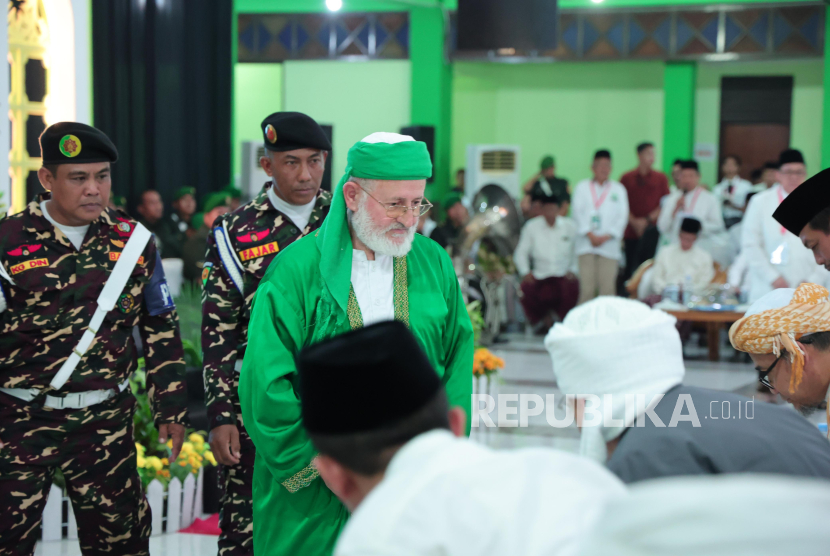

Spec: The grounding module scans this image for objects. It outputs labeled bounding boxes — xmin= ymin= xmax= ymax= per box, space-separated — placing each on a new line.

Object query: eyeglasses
xmin=357 ymin=184 xmax=433 ymax=218
xmin=758 ymin=355 xmax=783 ymax=390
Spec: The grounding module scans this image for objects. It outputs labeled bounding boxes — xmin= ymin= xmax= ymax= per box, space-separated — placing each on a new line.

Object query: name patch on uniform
xmin=110 ymin=252 xmax=145 ymax=265
xmin=10 ymin=258 xmax=49 ymax=275
xmin=237 ymin=241 xmax=279 ymax=262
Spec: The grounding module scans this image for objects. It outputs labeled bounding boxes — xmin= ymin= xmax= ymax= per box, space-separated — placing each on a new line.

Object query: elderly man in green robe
xmin=239 ymin=132 xmax=474 ymax=556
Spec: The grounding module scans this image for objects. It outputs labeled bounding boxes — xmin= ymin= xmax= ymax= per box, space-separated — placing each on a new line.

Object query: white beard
xmin=349 ymin=197 xmax=417 ymax=258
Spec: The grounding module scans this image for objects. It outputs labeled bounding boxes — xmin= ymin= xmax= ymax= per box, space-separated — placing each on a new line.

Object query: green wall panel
xmin=233 ymin=63 xmax=283 ymax=179
xmin=663 ymin=62 xmax=696 ymax=175
xmin=283 ymin=60 xmax=411 ymax=181
xmin=824 ymin=14 xmax=830 ymax=169
xmin=452 ymin=62 xmax=665 ymax=191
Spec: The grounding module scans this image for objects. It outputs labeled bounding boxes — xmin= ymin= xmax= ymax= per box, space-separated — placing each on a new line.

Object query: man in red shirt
xmin=620 ymin=142 xmax=670 ymax=280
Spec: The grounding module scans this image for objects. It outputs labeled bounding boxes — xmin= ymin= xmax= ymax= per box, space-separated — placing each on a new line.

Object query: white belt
xmin=0 ymin=378 xmax=130 ymax=410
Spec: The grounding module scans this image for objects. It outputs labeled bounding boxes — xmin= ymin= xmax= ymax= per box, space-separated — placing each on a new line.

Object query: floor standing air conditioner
xmin=241 ymin=141 xmax=271 ymax=202
xmin=465 ymin=145 xmax=521 ymax=200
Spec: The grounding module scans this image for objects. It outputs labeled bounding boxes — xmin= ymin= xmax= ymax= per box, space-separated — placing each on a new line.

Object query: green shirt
xmin=239 ymin=233 xmax=474 ymax=556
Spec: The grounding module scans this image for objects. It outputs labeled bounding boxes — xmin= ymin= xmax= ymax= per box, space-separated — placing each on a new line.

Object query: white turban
xmin=576 ymin=474 xmax=830 ymax=556
xmin=544 ymin=296 xmax=685 ymax=462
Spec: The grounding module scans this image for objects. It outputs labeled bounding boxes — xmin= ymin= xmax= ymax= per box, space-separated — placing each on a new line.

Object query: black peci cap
xmin=298 ymin=321 xmax=441 ymax=436
xmin=679 ymin=160 xmax=699 ymax=172
xmin=680 ymin=217 xmax=702 ymax=235
xmin=40 ymin=122 xmax=118 ymax=165
xmin=261 ymin=111 xmax=332 ymax=153
xmin=773 ymin=168 xmax=830 ymax=236
xmin=779 ymin=149 xmax=805 ymax=167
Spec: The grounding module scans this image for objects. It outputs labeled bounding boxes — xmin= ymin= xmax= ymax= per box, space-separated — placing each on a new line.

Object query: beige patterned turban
xmin=729 ymin=283 xmax=830 ymax=393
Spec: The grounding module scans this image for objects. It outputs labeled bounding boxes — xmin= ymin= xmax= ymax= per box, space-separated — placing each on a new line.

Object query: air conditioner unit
xmin=241 ymin=141 xmax=271 ymax=202
xmin=465 ymin=145 xmax=521 ymax=200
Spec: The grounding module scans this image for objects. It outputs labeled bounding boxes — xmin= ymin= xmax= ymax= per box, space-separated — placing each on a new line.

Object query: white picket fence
xmin=41 ymin=467 xmax=204 ymax=541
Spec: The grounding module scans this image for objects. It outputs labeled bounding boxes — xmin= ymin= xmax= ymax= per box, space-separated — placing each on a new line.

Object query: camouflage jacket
xmin=0 ymin=193 xmax=187 ymax=425
xmin=201 ymin=183 xmax=331 ymax=430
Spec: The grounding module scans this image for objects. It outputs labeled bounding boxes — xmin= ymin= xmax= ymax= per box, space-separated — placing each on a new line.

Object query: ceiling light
xmin=326 ymin=0 xmax=343 ymax=11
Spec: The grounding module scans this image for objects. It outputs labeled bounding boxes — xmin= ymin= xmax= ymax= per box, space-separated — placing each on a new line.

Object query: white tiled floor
xmin=35 ymin=532 xmax=218 ymax=556
xmin=35 ymin=331 xmax=821 ymax=555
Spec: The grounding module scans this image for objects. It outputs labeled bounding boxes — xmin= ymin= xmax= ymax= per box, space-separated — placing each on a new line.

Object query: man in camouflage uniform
xmin=202 ymin=112 xmax=332 ymax=555
xmin=0 ymin=122 xmax=187 ymax=556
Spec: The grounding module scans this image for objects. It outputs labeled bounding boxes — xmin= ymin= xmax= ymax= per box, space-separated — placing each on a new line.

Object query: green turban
xmin=541 ymin=155 xmax=555 ymax=170
xmin=111 ymin=195 xmax=127 ymax=208
xmin=203 ymin=192 xmax=230 ymax=213
xmin=174 ymin=186 xmax=196 ymax=201
xmin=317 ymin=132 xmax=432 ymax=315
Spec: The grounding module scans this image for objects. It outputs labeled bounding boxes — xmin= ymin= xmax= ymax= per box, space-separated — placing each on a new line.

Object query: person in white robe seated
xmin=648 ymin=217 xmax=714 ymax=298
xmin=576 ymin=474 xmax=830 ymax=556
xmin=298 ymin=320 xmax=626 ymax=556
xmin=545 ymin=297 xmax=830 ymax=484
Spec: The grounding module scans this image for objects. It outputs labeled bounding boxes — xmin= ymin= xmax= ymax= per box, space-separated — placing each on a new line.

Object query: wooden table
xmin=664 ymin=310 xmax=745 ymax=362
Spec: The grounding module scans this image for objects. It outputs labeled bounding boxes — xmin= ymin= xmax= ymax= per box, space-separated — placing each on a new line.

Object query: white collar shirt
xmin=657 ymin=187 xmax=725 ymax=240
xmin=351 ymin=250 xmax=394 ymax=326
xmin=334 ymin=430 xmax=626 ymax=556
xmin=514 ymin=216 xmax=577 ymax=279
xmin=740 ymin=184 xmax=830 ymax=302
xmin=267 ymin=181 xmax=317 ymax=232
xmin=650 ymin=243 xmax=715 ymax=296
xmin=714 ymin=177 xmax=754 ymax=219
xmin=571 ymin=179 xmax=629 ymax=261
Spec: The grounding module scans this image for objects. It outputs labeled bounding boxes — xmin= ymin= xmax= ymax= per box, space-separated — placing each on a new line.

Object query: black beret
xmin=261 ymin=111 xmax=332 ymax=153
xmin=594 ymin=149 xmax=611 ymax=160
xmin=298 ymin=321 xmax=441 ymax=436
xmin=773 ymin=168 xmax=830 ymax=236
xmin=679 ymin=160 xmax=699 ymax=171
xmin=680 ymin=217 xmax=702 ymax=235
xmin=40 ymin=122 xmax=118 ymax=165
xmin=779 ymin=149 xmax=805 ymax=166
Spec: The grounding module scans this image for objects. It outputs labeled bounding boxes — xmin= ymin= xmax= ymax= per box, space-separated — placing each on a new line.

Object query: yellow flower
xmin=145 ymin=456 xmax=163 ymax=472
xmin=135 ymin=443 xmax=145 ymax=456
xmin=188 ymin=433 xmax=204 ymax=444
xmin=178 ymin=460 xmax=188 ymax=467
xmin=161 ymin=458 xmax=169 ymax=466
xmin=204 ymin=451 xmax=217 ymax=466
xmin=166 ymin=439 xmax=173 ymax=449
xmin=179 ymin=442 xmax=194 ymax=457
xmin=137 ymin=455 xmax=146 ymax=468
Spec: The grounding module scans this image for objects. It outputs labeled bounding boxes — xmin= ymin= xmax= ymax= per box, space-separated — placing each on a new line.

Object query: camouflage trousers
xmin=218 ymin=397 xmax=255 ymax=556
xmin=0 ymin=389 xmax=151 ymax=556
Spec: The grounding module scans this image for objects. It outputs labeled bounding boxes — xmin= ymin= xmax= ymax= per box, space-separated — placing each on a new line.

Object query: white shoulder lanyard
xmin=50 ymin=224 xmax=152 ymax=390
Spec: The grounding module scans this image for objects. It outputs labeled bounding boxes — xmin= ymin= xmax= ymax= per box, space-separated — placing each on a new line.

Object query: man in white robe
xmin=577 ymin=475 xmax=830 ymax=556
xmin=298 ymin=321 xmax=626 ymax=556
xmin=657 ymin=159 xmax=730 ymax=266
xmin=741 ymin=149 xmax=829 ymax=303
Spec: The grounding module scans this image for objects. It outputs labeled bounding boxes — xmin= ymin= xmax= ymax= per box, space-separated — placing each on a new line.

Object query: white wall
xmin=283 ymin=60 xmax=412 ymax=181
